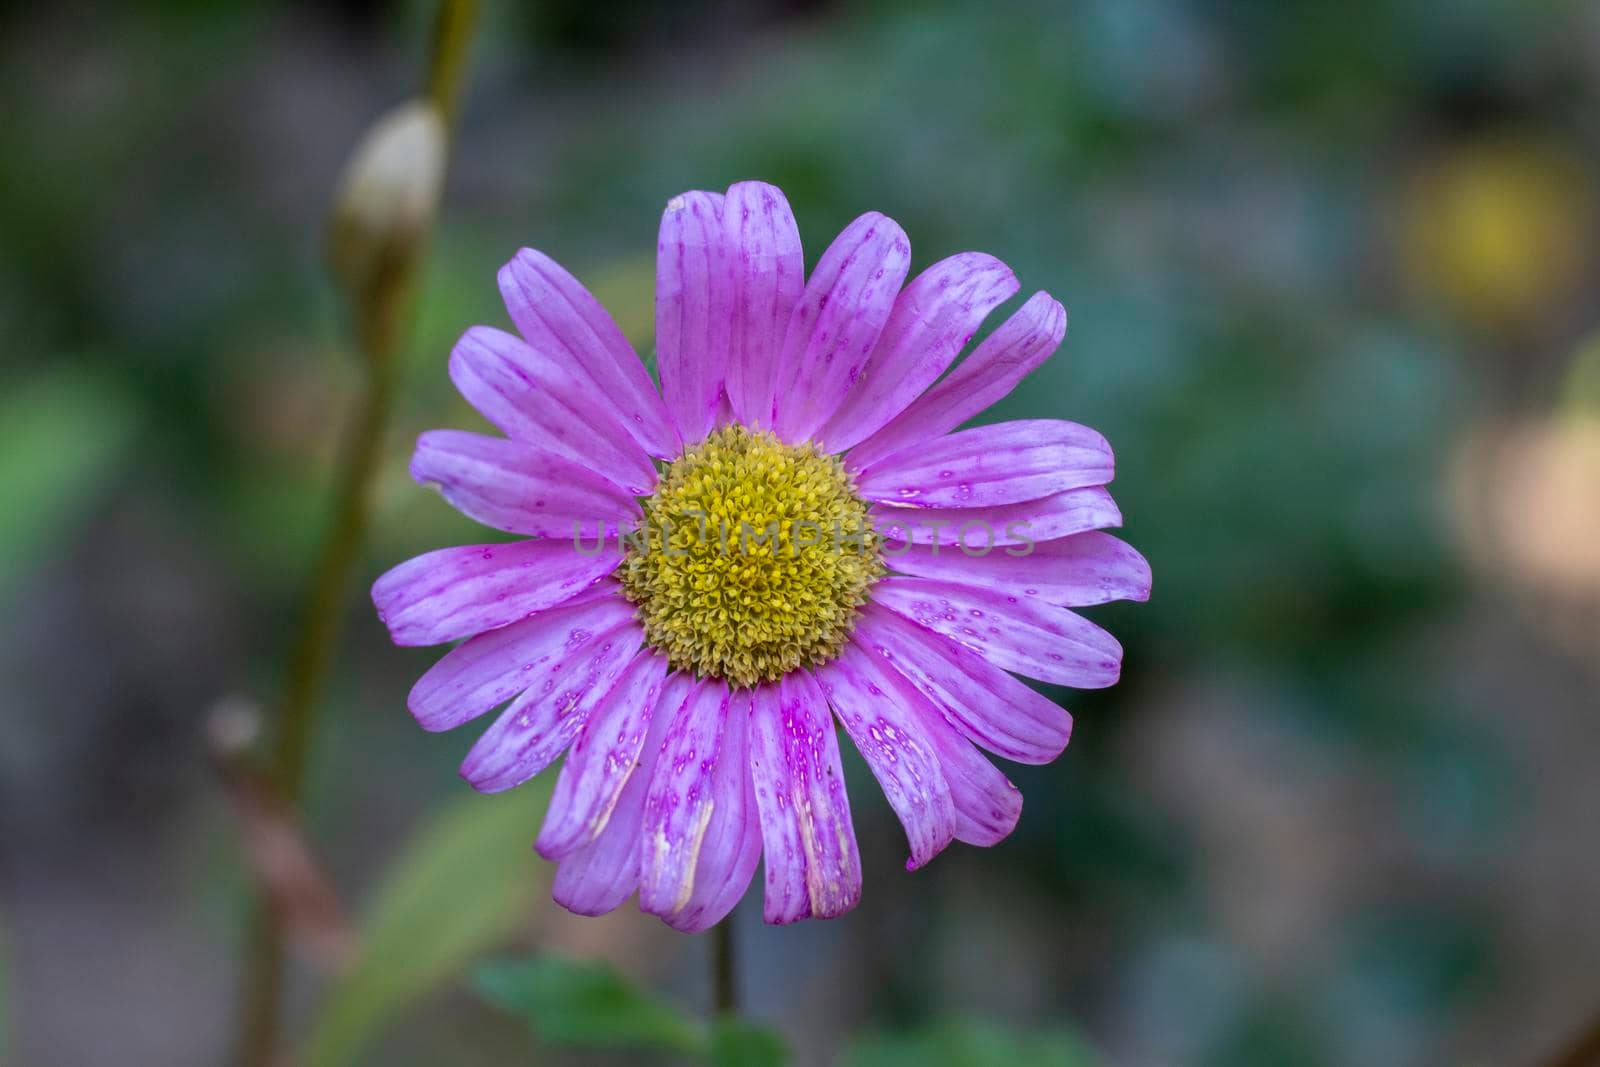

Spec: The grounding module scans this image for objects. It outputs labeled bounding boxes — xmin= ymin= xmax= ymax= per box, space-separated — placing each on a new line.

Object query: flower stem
xmin=234 ymin=4 xmax=477 ymax=1065
xmin=271 ymin=358 xmax=396 ymax=803
xmin=237 ymin=912 xmax=286 ymax=1067
xmin=713 ymin=918 xmax=738 ymax=1017
xmin=426 ymin=0 xmax=478 ymax=133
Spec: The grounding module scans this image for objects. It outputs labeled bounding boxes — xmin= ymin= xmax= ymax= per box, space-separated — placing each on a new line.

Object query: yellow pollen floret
xmin=618 ymin=424 xmax=884 ymax=688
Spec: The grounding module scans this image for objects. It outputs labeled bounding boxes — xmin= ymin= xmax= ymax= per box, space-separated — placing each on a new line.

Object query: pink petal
xmin=405 ymin=590 xmax=637 ymax=732
xmin=637 ymin=681 xmax=741 ymax=925
xmin=813 ymin=642 xmax=956 ymax=870
xmin=498 ymin=249 xmax=680 ymax=459
xmin=449 ymin=326 xmax=656 ymax=495
xmin=656 ymin=190 xmax=730 ymax=444
xmin=747 ymin=672 xmax=862 ymax=923
xmin=458 ymin=622 xmax=645 ymax=793
xmin=848 ymin=632 xmax=1023 ymax=846
xmin=409 ymin=430 xmax=640 ymax=540
xmin=856 ymin=419 xmax=1113 ymax=509
xmin=651 ymin=689 xmax=762 ymax=933
xmin=888 ymin=531 xmax=1151 ymax=608
xmin=871 ymin=576 xmax=1122 ymax=689
xmin=870 ymin=485 xmax=1123 ymax=547
xmin=551 ymin=673 xmax=695 ymax=917
xmin=846 ymin=292 xmax=1066 ymax=472
xmin=816 ymin=253 xmax=1018 ymax=453
xmin=722 ymin=181 xmax=804 ymax=429
xmin=929 ymin=725 xmax=1024 ymax=846
xmin=854 ymin=603 xmax=1072 ymax=765
xmin=771 ymin=213 xmax=911 ymax=443
xmin=372 ymin=539 xmax=621 ymax=648
xmin=535 ymin=649 xmax=671 ymax=860
xmin=550 ymin=814 xmax=641 ymax=917
xmin=549 ymin=801 xmax=641 ymax=917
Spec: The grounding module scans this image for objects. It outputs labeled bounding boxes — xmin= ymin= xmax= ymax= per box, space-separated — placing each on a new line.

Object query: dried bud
xmin=327 ymin=100 xmax=446 ymax=348
xmin=208 ymin=697 xmax=356 ymax=972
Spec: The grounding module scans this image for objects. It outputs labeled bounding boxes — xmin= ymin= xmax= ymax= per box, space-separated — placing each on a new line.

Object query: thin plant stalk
xmin=713 ymin=919 xmax=738 ymax=1017
xmin=236 ymin=3 xmax=478 ymax=1064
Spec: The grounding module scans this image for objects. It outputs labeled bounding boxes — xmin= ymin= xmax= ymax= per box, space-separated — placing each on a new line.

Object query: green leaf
xmin=846 ymin=1021 xmax=1099 ymax=1067
xmin=474 ymin=952 xmax=791 ymax=1065
xmin=708 ymin=1018 xmax=789 ymax=1067
xmin=0 ymin=369 xmax=138 ymax=601
xmin=300 ymin=781 xmax=553 ymax=1067
xmin=474 ymin=955 xmax=704 ymax=1053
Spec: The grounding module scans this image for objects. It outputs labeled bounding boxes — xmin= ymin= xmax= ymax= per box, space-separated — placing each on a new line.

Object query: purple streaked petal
xmin=747 ymin=671 xmax=862 ymax=923
xmin=449 ymin=326 xmax=656 ymax=494
xmin=549 ymin=801 xmax=640 ymax=917
xmin=846 ymin=292 xmax=1066 ymax=472
xmin=856 ymin=419 xmax=1113 ymax=509
xmin=888 ymin=531 xmax=1152 ymax=608
xmin=637 ymin=680 xmax=734 ymax=923
xmin=922 ymin=722 xmax=1023 ymax=847
xmin=771 ymin=213 xmax=911 ymax=443
xmin=458 ymin=622 xmax=645 ymax=793
xmin=848 ymin=633 xmax=1023 ymax=846
xmin=871 ymin=486 xmax=1123 ymax=547
xmin=855 ymin=603 xmax=1072 ymax=765
xmin=372 ymin=539 xmax=621 ymax=648
xmin=871 ymin=576 xmax=1122 ymax=689
xmin=816 ymin=253 xmax=1018 ymax=453
xmin=409 ymin=430 xmax=640 ymax=540
xmin=498 ymin=249 xmax=680 ymax=459
xmin=405 ymin=590 xmax=636 ymax=732
xmin=656 ymin=190 xmax=730 ymax=444
xmin=722 ymin=181 xmax=804 ymax=429
xmin=745 ymin=683 xmax=805 ymax=922
xmin=551 ymin=673 xmax=693 ymax=917
xmin=813 ymin=643 xmax=955 ymax=871
xmin=654 ymin=689 xmax=761 ymax=932
xmin=535 ymin=650 xmax=671 ymax=860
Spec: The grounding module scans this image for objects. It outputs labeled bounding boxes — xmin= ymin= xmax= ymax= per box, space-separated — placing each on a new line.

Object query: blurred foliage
xmin=1563 ymin=331 xmax=1600 ymax=414
xmin=707 ymin=1019 xmax=791 ymax=1067
xmin=476 ymin=954 xmax=788 ymax=1066
xmin=0 ymin=369 xmax=138 ymax=603
xmin=1201 ymin=998 xmax=1331 ymax=1067
xmin=845 ymin=1021 xmax=1098 ymax=1067
xmin=301 ymin=780 xmax=553 ymax=1067
xmin=476 ymin=955 xmax=704 ymax=1054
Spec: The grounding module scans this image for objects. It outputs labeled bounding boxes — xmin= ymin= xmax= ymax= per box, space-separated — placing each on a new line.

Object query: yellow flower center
xmin=618 ymin=424 xmax=884 ymax=688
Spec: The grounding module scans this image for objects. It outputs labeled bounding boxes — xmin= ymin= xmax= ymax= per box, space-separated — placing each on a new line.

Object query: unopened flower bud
xmin=327 ymin=100 xmax=446 ymax=345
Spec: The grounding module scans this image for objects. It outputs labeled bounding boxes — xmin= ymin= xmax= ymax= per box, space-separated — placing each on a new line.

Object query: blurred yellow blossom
xmin=1403 ymin=137 xmax=1593 ymax=333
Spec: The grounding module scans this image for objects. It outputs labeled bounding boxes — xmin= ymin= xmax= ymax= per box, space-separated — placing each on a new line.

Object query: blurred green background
xmin=4 ymin=0 xmax=1600 ymax=1064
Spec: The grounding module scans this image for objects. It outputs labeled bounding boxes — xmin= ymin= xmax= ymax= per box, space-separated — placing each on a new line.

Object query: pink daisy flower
xmin=372 ymin=181 xmax=1150 ymax=929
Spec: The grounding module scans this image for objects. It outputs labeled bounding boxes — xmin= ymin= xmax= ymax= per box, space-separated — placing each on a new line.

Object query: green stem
xmin=271 ymin=356 xmax=396 ymax=804
xmin=235 ymin=4 xmax=478 ymax=1065
xmin=238 ymin=910 xmax=286 ymax=1067
xmin=237 ymin=241 xmax=402 ymax=1067
xmin=713 ymin=919 xmax=738 ymax=1017
xmin=427 ymin=0 xmax=479 ymax=135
